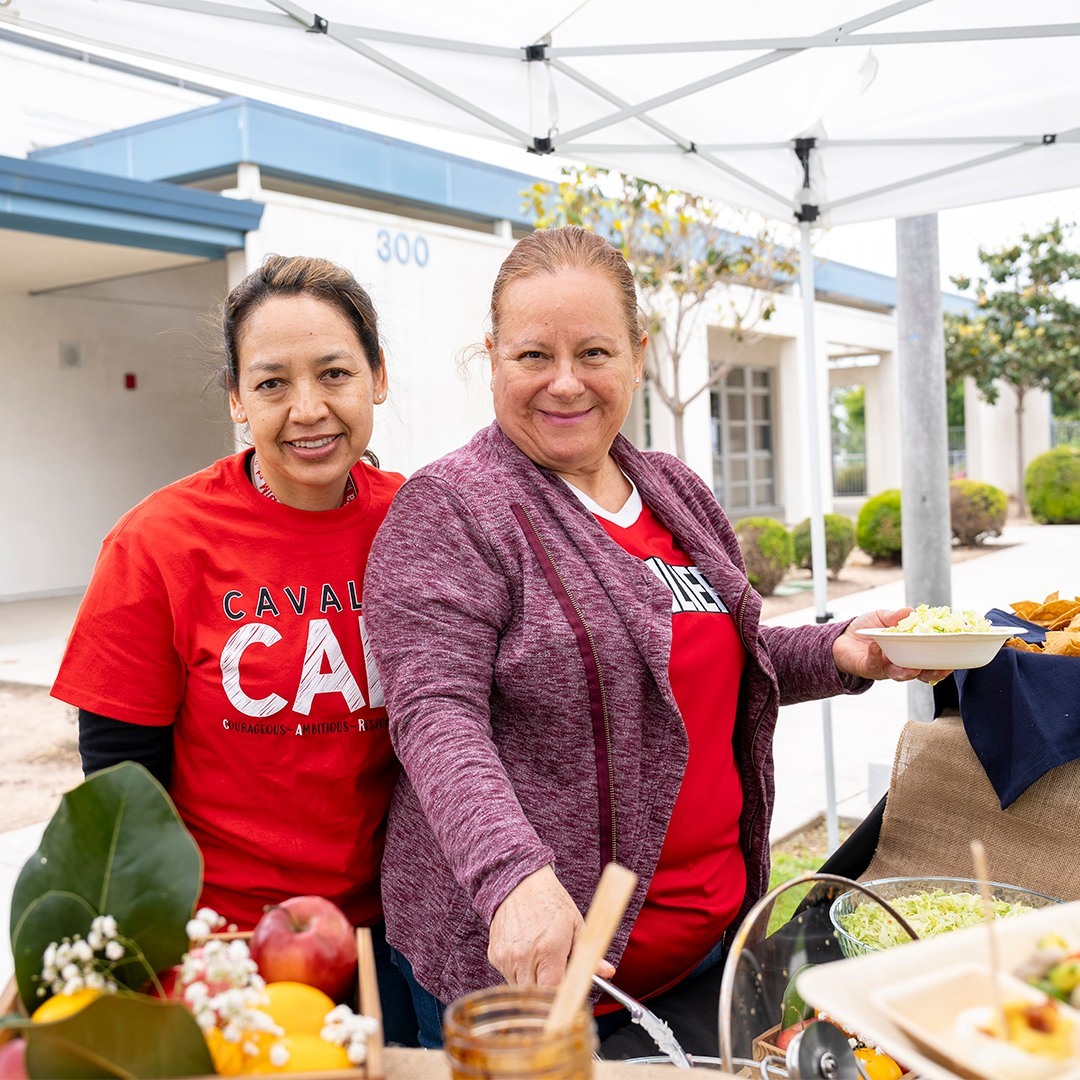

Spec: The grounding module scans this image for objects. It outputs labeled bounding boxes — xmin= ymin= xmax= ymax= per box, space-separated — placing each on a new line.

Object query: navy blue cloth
xmin=933 ymin=609 xmax=1080 ymax=809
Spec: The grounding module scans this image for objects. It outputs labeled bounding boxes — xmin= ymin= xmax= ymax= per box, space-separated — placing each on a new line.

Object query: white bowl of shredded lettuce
xmin=854 ymin=605 xmax=1024 ymax=669
xmin=830 ymin=877 xmax=1060 ymax=958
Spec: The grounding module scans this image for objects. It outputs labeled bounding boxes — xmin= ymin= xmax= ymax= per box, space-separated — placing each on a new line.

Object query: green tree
xmin=524 ymin=166 xmax=797 ymax=460
xmin=944 ymin=220 xmax=1080 ymax=518
xmin=830 ymin=384 xmax=866 ymax=456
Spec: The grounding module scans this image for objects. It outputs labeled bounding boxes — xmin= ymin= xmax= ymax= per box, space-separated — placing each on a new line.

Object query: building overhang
xmin=1 ymin=153 xmax=263 ymax=258
xmin=30 ymin=97 xmax=536 ymax=231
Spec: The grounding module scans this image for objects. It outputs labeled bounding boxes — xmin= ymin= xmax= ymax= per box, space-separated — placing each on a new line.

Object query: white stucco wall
xmin=239 ymin=192 xmax=508 ymax=478
xmin=0 ymin=261 xmax=232 ymax=598
xmin=0 ymin=40 xmax=214 ymax=156
xmin=964 ymin=379 xmax=1052 ymax=500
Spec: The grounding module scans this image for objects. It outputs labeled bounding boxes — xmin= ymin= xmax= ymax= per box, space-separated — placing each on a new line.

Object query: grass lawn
xmin=766 ymin=815 xmax=857 ymax=935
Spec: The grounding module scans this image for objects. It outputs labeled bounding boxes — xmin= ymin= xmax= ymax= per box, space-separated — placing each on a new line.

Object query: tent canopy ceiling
xmin=6 ymin=0 xmax=1080 ymax=226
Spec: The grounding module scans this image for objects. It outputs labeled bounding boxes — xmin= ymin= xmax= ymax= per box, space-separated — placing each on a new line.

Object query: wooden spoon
xmin=971 ymin=839 xmax=1005 ymax=1036
xmin=543 ymin=862 xmax=638 ymax=1036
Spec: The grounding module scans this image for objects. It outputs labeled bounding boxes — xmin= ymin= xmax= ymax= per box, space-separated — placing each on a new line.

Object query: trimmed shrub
xmin=735 ymin=517 xmax=793 ymax=596
xmin=856 ymin=489 xmax=902 ymax=563
xmin=792 ymin=514 xmax=856 ymax=578
xmin=1025 ymin=446 xmax=1080 ymax=523
xmin=949 ymin=479 xmax=1006 ymax=545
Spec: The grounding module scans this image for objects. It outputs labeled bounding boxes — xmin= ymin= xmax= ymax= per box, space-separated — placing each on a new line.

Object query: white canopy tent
xmin=5 ymin=1 xmax=1080 ymax=225
xmin=6 ymin=1 xmax=1079 ymax=842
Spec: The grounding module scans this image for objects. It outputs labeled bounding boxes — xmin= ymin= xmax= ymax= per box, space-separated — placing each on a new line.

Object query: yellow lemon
xmin=261 ymin=982 xmax=336 ymax=1037
xmin=31 ymin=988 xmax=102 ymax=1023
xmin=245 ymin=1033 xmax=351 ymax=1074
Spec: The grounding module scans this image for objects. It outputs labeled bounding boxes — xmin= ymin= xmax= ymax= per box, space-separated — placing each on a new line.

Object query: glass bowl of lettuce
xmin=829 ymin=877 xmax=1061 ymax=959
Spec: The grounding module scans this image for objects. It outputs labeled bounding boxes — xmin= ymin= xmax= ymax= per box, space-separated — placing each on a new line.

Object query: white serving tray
xmin=798 ymin=899 xmax=1080 ymax=1080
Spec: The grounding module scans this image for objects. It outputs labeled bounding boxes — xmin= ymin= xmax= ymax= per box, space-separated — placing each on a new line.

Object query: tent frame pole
xmin=799 ymin=219 xmax=840 ymax=853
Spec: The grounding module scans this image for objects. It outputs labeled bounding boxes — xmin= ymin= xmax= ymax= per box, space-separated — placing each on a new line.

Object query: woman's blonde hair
xmin=488 ymin=227 xmax=645 ymax=351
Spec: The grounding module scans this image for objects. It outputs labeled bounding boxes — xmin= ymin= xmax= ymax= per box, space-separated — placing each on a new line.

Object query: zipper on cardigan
xmin=734 ymin=579 xmax=775 ymax=902
xmin=514 ymin=504 xmax=618 ymax=865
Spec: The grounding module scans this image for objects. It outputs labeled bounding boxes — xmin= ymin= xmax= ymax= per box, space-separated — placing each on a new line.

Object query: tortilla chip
xmin=1045 ymin=590 xmax=1061 ymax=603
xmin=1004 ymin=637 xmax=1043 ymax=653
xmin=1029 ymin=599 xmax=1080 ymax=628
xmin=1044 ymin=631 xmax=1080 ymax=657
xmin=1011 ymin=600 xmax=1041 ymax=621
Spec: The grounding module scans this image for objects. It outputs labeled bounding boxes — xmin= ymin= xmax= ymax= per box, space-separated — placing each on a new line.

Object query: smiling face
xmin=489 ymin=268 xmax=645 ymax=497
xmin=228 ymin=294 xmax=386 ymax=511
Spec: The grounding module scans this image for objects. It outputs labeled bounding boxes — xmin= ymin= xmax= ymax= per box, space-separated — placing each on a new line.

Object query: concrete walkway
xmin=2 ymin=522 xmax=1078 ymax=987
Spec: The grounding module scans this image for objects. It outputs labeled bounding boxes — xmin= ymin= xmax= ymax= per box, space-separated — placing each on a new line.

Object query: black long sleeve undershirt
xmin=78 ymin=709 xmax=174 ymax=789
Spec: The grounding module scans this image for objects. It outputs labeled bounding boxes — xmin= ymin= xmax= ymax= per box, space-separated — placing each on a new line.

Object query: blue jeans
xmin=391 ymin=936 xmax=727 ymax=1051
xmin=391 ymin=947 xmax=447 ymax=1049
xmin=369 ymin=923 xmax=420 ymax=1047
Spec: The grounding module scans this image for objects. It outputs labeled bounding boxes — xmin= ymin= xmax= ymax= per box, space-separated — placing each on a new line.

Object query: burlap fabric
xmin=861 ymin=714 xmax=1080 ymax=901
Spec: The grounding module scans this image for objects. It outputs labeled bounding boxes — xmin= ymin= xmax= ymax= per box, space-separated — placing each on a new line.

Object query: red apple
xmin=774 ymin=1018 xmax=817 ymax=1052
xmin=143 ymin=947 xmax=233 ymax=1003
xmin=0 ymin=1038 xmax=28 ymax=1080
xmin=249 ymin=896 xmax=358 ymax=1002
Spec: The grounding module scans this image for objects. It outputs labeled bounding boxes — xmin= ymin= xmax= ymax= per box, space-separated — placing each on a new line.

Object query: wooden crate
xmin=0 ymin=927 xmax=382 ymax=1079
xmin=752 ymin=1022 xmax=916 ymax=1078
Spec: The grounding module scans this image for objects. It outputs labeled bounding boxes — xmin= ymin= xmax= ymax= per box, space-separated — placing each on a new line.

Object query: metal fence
xmin=948 ymin=426 xmax=966 ymax=478
xmin=832 ymin=427 xmax=967 ymax=495
xmin=1053 ymin=420 xmax=1080 ymax=447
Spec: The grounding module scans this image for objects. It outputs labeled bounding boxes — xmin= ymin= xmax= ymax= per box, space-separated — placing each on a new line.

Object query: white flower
xmin=104 ymin=941 xmax=125 ymax=962
xmin=269 ymin=1043 xmax=290 ymax=1067
xmin=185 ymin=917 xmax=212 ymax=942
xmin=61 ymin=963 xmax=80 ymax=981
xmin=71 ymin=940 xmax=93 ymax=963
xmin=321 ymin=1005 xmax=376 ymax=1065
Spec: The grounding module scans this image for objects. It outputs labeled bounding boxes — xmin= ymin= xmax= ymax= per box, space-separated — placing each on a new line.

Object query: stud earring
xmin=633 ymin=376 xmax=641 ymax=384
xmin=236 ymin=410 xmax=246 ymax=421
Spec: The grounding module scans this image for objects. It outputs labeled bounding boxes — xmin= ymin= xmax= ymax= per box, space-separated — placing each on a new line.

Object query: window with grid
xmin=711 ymin=367 xmax=777 ymax=515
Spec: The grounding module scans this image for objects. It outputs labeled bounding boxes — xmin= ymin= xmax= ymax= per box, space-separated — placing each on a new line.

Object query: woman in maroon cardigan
xmin=363 ymin=226 xmax=949 ymax=1053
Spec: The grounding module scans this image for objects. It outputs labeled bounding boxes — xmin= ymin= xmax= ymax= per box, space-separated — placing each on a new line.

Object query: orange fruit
xmin=31 ymin=988 xmax=102 ymax=1023
xmin=205 ymin=1028 xmax=248 ymax=1077
xmin=260 ymin=982 xmax=336 ymax=1037
xmin=853 ymin=1047 xmax=903 ymax=1080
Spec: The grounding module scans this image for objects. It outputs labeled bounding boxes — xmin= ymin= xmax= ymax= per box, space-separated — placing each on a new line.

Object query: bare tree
xmin=525 ymin=166 xmax=798 ymax=460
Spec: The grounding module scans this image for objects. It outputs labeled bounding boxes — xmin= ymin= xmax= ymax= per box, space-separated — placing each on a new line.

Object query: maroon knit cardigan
xmin=364 ymin=422 xmax=868 ymax=1004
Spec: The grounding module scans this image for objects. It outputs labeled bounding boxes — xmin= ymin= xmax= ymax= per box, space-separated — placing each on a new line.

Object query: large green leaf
xmin=11 ymin=893 xmax=98 ymax=1011
xmin=6 ymin=994 xmax=215 ymax=1079
xmin=10 ymin=762 xmax=202 ymax=1005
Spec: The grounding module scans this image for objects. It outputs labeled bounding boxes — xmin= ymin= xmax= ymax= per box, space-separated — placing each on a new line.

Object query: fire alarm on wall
xmin=125 ymin=373 xmax=137 ymax=390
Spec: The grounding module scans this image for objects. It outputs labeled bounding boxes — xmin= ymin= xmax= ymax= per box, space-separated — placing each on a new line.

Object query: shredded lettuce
xmin=881 ymin=604 xmax=995 ymax=634
xmin=837 ymin=888 xmax=1033 ymax=950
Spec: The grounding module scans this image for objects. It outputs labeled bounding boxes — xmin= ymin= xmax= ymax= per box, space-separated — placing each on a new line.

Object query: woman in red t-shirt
xmin=52 ymin=254 xmax=417 ymax=1043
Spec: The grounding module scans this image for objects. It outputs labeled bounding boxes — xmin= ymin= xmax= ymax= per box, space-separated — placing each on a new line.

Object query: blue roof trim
xmin=29 ymin=98 xmax=974 ymax=311
xmin=30 ymin=97 xmax=538 ymax=228
xmin=0 ymin=154 xmax=263 ymax=257
xmin=814 ymin=256 xmax=973 ymax=314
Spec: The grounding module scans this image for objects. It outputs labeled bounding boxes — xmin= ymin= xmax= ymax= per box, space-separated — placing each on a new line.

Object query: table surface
xmin=383 ymin=1047 xmax=737 ymax=1078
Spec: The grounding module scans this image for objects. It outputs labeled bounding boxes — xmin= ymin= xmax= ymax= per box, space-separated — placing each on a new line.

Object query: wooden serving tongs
xmin=542 ymin=862 xmax=693 ymax=1068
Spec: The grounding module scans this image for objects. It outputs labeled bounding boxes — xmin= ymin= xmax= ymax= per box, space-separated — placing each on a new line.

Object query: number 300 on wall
xmin=376 ymin=229 xmax=429 ymax=267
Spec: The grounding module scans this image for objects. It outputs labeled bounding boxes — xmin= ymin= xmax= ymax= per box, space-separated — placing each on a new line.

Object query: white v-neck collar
xmin=562 ymin=474 xmax=643 ymax=528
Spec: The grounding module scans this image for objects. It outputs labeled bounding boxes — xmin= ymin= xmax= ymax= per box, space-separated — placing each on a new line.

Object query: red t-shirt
xmin=580 ymin=485 xmax=746 ymax=1005
xmin=52 ymin=451 xmax=404 ymax=929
